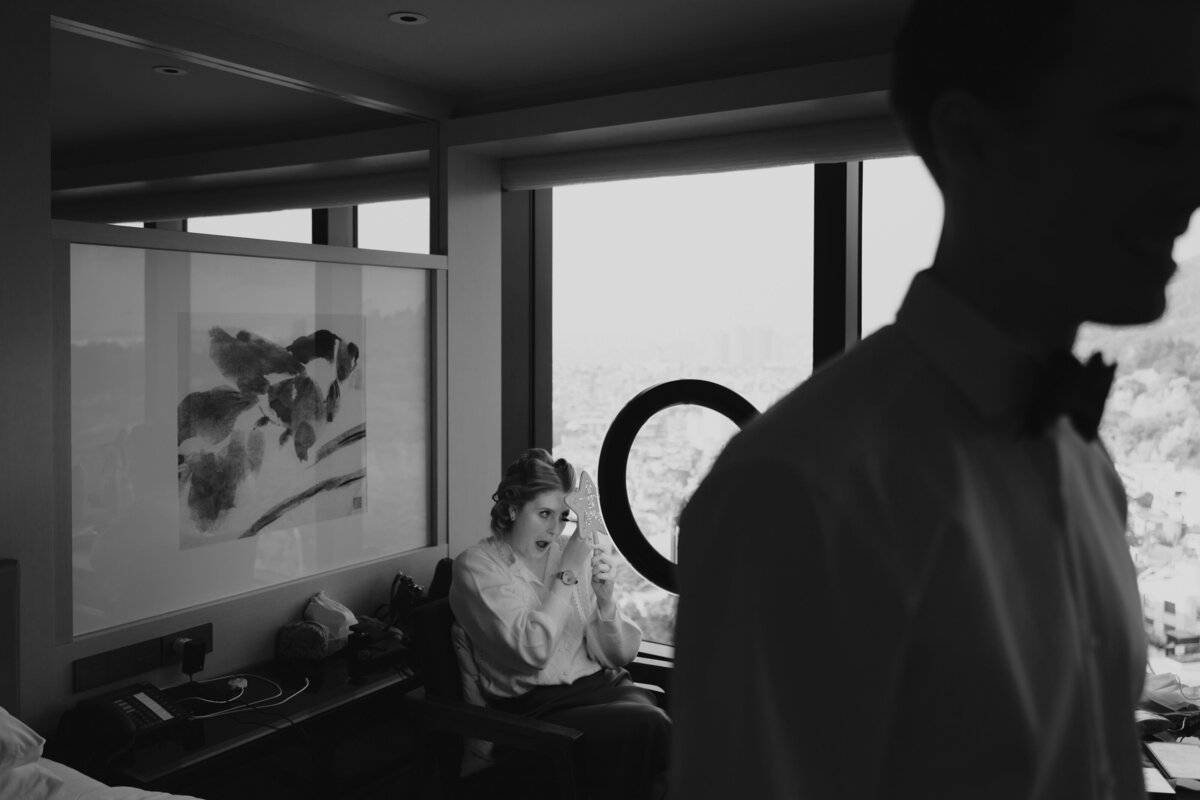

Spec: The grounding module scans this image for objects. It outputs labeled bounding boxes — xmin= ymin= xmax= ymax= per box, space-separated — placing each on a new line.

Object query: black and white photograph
xmin=6 ymin=1 xmax=1200 ymax=798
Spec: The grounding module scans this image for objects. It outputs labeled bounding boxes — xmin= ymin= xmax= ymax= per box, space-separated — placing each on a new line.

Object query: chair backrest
xmin=420 ymin=557 xmax=489 ymax=708
xmin=410 ymin=560 xmax=469 ymax=787
xmin=410 ymin=557 xmax=588 ymax=791
xmin=410 ymin=558 xmax=500 ymax=779
xmin=412 ymin=598 xmax=463 ymax=703
xmin=428 ymin=556 xmax=453 ymax=602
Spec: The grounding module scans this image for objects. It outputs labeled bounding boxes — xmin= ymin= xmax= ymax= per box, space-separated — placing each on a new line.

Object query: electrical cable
xmin=181 ymin=686 xmax=246 ymax=706
xmin=1143 ymin=672 xmax=1200 ymax=739
xmin=176 ymin=672 xmax=255 ymax=709
xmin=249 ymin=678 xmax=310 ymax=710
xmin=180 ymin=673 xmax=316 ymax=747
xmin=188 ymin=675 xmax=307 ymax=720
xmin=1151 ymin=672 xmax=1200 ymax=703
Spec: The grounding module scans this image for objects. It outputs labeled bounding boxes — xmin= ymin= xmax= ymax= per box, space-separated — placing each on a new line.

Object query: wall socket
xmin=161 ymin=623 xmax=214 ymax=664
xmin=73 ymin=622 xmax=215 ymax=693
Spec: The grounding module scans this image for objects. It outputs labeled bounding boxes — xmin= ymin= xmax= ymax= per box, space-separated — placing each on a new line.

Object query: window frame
xmin=510 ymin=164 xmax=865 ymax=543
xmin=505 ymin=162 xmax=865 ymax=648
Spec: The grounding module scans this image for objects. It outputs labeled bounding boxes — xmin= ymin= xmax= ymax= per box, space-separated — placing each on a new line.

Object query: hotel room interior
xmin=1 ymin=0 xmax=910 ymax=796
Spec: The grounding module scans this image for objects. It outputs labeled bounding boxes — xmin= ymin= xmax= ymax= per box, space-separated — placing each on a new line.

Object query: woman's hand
xmin=561 ymin=527 xmax=592 ymax=576
xmin=591 ymin=549 xmax=616 ymax=608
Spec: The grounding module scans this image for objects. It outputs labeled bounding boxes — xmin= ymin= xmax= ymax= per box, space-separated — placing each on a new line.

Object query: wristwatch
xmin=556 ymin=569 xmax=579 ymax=586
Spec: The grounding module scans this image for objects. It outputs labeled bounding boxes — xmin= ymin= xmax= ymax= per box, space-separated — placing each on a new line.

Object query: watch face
xmin=559 ymin=569 xmax=578 ymax=586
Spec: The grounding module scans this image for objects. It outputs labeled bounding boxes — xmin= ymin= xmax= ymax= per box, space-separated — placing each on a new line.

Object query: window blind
xmin=52 ymin=168 xmax=429 ymax=223
xmin=501 ymin=114 xmax=909 ymax=191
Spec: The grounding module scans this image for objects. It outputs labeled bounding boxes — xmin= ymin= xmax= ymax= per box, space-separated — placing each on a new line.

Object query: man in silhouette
xmin=671 ymin=1 xmax=1200 ymax=797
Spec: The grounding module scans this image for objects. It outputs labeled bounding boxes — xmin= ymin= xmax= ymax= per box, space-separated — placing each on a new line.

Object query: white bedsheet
xmin=38 ymin=758 xmax=203 ymax=800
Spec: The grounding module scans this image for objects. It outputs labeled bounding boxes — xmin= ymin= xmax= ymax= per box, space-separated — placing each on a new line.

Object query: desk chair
xmin=401 ymin=558 xmax=670 ymax=800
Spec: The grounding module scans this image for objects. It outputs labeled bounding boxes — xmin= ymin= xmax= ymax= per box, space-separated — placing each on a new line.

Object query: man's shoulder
xmin=727 ymin=328 xmax=952 ymax=469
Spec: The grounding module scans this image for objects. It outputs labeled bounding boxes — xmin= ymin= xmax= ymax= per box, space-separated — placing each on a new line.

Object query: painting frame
xmin=55 ymin=220 xmax=448 ymax=637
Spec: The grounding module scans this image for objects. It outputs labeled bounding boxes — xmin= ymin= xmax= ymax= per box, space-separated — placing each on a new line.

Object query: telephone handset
xmin=48 ymin=683 xmax=190 ymax=775
xmin=76 ymin=683 xmax=189 ymax=741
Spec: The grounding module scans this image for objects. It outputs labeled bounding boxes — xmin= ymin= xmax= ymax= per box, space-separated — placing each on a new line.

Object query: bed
xmin=0 ymin=559 xmax=202 ymax=800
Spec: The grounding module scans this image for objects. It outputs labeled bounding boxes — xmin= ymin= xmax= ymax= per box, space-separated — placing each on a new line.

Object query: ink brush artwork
xmin=177 ymin=321 xmax=366 ymax=546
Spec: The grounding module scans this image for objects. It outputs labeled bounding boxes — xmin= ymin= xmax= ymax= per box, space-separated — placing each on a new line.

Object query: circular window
xmin=598 ymin=379 xmax=758 ymax=593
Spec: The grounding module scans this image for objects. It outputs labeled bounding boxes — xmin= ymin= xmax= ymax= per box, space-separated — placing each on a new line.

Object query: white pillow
xmin=0 ymin=706 xmax=45 ymax=772
xmin=0 ymin=761 xmax=64 ymax=800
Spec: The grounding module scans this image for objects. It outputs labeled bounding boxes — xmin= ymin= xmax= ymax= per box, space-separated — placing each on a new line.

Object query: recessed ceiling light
xmin=388 ymin=11 xmax=428 ymax=25
xmin=153 ymin=65 xmax=188 ymax=76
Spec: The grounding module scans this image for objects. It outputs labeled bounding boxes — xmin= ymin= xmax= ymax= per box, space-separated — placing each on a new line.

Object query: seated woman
xmin=449 ymin=448 xmax=670 ymax=800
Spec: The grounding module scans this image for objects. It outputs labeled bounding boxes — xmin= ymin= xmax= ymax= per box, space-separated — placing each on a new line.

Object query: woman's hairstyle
xmin=489 ymin=448 xmax=575 ymax=536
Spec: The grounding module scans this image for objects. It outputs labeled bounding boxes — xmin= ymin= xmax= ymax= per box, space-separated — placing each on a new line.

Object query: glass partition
xmin=69 ymin=237 xmax=431 ymax=634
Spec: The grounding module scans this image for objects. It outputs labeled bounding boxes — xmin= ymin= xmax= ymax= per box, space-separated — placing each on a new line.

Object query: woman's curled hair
xmin=490 ymin=448 xmax=575 ymax=535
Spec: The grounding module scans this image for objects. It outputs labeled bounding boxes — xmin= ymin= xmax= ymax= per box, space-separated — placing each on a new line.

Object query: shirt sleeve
xmin=448 ymin=546 xmax=567 ymax=673
xmin=583 ymin=581 xmax=643 ymax=667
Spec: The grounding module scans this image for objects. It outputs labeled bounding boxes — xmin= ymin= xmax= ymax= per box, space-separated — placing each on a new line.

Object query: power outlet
xmin=72 ymin=621 xmax=217 ymax=693
xmin=161 ymin=623 xmax=214 ymax=665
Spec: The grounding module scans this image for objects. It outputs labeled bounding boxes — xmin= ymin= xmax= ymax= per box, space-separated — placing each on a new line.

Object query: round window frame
xmin=597 ymin=379 xmax=759 ymax=594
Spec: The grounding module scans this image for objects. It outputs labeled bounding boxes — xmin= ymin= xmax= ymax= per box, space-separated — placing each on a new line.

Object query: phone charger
xmin=181 ymin=639 xmax=206 ymax=676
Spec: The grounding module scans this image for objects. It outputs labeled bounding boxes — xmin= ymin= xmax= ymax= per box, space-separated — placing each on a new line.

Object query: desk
xmin=109 ymin=655 xmax=421 ymax=798
xmin=1147 ymin=746 xmax=1200 ymax=797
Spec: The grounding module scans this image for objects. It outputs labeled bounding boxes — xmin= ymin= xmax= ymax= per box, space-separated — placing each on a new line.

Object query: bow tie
xmin=1025 ymin=352 xmax=1116 ymax=441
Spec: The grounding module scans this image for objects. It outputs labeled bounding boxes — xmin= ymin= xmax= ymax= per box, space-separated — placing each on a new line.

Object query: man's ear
xmin=928 ymin=90 xmax=998 ymax=182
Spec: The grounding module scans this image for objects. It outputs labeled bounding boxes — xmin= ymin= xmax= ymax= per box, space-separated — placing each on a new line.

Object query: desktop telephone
xmin=49 ymin=683 xmax=190 ymax=774
xmin=75 ymin=683 xmax=190 ymax=741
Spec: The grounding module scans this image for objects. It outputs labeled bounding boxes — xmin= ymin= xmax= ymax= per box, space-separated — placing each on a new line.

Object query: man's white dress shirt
xmin=671 ymin=271 xmax=1146 ymax=799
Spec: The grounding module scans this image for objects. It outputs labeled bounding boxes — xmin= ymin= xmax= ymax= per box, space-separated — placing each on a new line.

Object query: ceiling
xmin=51 ymin=0 xmax=908 ymax=170
xmin=157 ymin=0 xmax=904 ymax=106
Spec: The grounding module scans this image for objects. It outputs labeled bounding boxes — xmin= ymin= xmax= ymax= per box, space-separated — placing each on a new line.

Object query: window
xmin=356 ymin=199 xmax=430 ymax=254
xmin=865 ymin=158 xmax=1200 ymax=678
xmin=1078 ymin=208 xmax=1200 ymax=678
xmin=187 ymin=209 xmax=312 ymax=243
xmin=861 ymin=156 xmax=943 ymax=338
xmin=552 ymin=166 xmax=815 ymax=644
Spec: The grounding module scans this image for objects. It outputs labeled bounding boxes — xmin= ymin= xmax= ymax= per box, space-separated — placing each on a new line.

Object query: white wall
xmin=445 ymin=150 xmax=505 ymax=558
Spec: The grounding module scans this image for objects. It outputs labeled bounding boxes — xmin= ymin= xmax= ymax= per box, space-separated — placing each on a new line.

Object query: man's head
xmin=891 ymin=0 xmax=1075 ymax=184
xmin=891 ymin=0 xmax=1200 ymax=331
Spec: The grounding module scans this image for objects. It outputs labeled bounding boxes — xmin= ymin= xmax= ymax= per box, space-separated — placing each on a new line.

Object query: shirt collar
xmin=894 ymin=269 xmax=1044 ymax=429
xmin=486 ymin=535 xmax=557 ymax=585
